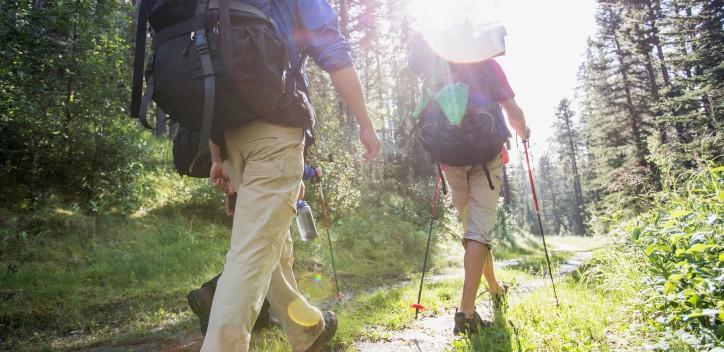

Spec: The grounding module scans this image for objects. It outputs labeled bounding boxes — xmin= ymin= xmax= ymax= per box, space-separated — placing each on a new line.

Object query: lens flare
xmin=408 ymin=0 xmax=506 ymax=63
xmin=287 ymin=299 xmax=322 ymax=327
xmin=313 ymin=273 xmax=322 ymax=283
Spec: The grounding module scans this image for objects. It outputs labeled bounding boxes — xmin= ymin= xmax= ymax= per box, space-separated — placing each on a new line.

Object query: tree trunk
xmin=644 ymin=0 xmax=671 ymax=87
xmin=635 ymin=23 xmax=668 ymax=143
xmin=561 ymin=106 xmax=586 ymax=236
xmin=612 ymin=32 xmax=648 ymax=168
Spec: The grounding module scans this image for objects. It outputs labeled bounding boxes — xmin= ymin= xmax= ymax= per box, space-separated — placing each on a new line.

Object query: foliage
xmin=0 ymin=1 xmax=152 ymax=208
xmin=574 ymin=0 xmax=723 ymax=234
xmin=622 ymin=165 xmax=723 ymax=348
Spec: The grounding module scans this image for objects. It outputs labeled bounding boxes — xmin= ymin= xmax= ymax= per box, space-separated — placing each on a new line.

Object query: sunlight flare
xmin=287 ymin=299 xmax=322 ymax=327
xmin=407 ymin=0 xmax=506 ymax=63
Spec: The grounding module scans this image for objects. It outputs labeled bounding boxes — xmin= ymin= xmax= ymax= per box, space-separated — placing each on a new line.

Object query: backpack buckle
xmin=194 ymin=30 xmax=210 ymax=54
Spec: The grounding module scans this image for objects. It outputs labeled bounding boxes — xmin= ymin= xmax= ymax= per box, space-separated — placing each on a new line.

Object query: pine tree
xmin=553 ymin=99 xmax=587 ymax=236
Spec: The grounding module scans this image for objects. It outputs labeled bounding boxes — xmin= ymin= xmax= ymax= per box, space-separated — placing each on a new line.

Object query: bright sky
xmin=408 ymin=0 xmax=599 ymax=152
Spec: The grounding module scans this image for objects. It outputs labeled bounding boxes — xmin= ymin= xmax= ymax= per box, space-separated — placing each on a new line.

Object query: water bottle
xmin=296 ymin=200 xmax=318 ymax=241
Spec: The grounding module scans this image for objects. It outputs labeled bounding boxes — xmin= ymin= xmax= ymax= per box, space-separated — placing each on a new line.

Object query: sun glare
xmin=407 ymin=0 xmax=506 ymax=63
xmin=407 ymin=0 xmax=501 ymax=31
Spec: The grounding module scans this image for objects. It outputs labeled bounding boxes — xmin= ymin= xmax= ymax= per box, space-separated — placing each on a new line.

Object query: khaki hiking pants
xmin=443 ymin=153 xmax=504 ymax=247
xmin=201 ymin=120 xmax=324 ymax=352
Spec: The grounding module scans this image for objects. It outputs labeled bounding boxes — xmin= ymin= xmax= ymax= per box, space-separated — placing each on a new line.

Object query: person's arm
xmin=298 ymin=1 xmax=381 ymax=162
xmin=302 ymin=165 xmax=323 ymax=181
xmin=501 ymin=98 xmax=530 ymax=140
xmin=328 ymin=67 xmax=381 ymax=162
xmin=486 ymin=60 xmax=530 ymax=140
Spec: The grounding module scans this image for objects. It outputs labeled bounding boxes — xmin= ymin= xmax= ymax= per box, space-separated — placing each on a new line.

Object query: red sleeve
xmin=487 ymin=60 xmax=515 ymax=102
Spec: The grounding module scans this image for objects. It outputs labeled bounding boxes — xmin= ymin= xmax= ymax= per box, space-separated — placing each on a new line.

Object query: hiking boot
xmin=492 ymin=283 xmax=509 ymax=311
xmin=187 ymin=287 xmax=213 ymax=336
xmin=453 ymin=310 xmax=491 ymax=335
xmin=304 ymin=311 xmax=338 ymax=352
xmin=187 ymin=288 xmax=273 ymax=335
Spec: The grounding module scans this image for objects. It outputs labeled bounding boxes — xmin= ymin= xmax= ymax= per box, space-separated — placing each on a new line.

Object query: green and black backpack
xmin=130 ymin=0 xmax=314 ymax=177
xmin=413 ymin=63 xmax=510 ymax=190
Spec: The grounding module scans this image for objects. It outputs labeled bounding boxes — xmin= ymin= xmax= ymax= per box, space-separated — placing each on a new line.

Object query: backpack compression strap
xmin=189 ymin=0 xmax=216 ymax=174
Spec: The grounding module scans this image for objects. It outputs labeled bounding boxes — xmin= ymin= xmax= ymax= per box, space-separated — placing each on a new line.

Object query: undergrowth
xmin=620 ymin=165 xmax=723 ymax=349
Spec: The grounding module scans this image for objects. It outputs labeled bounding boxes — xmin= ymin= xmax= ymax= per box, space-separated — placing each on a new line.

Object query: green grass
xmin=452 ymin=247 xmax=628 ymax=352
xmin=450 ymin=241 xmax=706 ymax=352
xmin=0 ymin=193 xmax=465 ymax=351
xmin=453 ymin=279 xmax=630 ymax=352
xmin=0 ymin=201 xmax=230 ymax=350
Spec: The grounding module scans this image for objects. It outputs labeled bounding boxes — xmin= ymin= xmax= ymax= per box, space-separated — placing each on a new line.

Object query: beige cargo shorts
xmin=443 ymin=153 xmax=503 ymax=248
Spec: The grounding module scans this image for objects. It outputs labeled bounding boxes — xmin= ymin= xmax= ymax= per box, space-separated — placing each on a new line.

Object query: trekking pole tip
xmin=410 ymin=303 xmax=426 ymax=311
xmin=411 ymin=303 xmax=426 ymax=320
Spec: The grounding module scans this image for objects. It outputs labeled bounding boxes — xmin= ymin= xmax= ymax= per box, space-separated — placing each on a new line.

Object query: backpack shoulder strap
xmin=189 ymin=0 xmax=216 ymax=174
xmin=130 ymin=0 xmax=149 ymax=120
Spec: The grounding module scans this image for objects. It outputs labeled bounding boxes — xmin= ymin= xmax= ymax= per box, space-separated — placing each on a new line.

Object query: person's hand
xmin=314 ymin=166 xmax=323 ymax=179
xmin=359 ymin=125 xmax=381 ymax=162
xmin=210 ymin=161 xmax=234 ymax=195
xmin=517 ymin=126 xmax=531 ymax=141
xmin=225 ymin=193 xmax=236 ymax=216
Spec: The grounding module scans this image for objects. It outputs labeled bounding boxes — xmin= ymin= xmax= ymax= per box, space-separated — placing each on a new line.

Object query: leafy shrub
xmin=0 ymin=1 xmax=150 ymax=209
xmin=624 ymin=165 xmax=723 ymax=348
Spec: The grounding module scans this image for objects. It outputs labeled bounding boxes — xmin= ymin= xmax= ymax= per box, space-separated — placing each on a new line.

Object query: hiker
xmin=187 ymin=164 xmax=324 ymax=336
xmin=130 ymin=1 xmax=377 ymax=349
xmin=200 ymin=3 xmax=380 ymax=352
xmin=408 ymin=33 xmax=529 ymax=334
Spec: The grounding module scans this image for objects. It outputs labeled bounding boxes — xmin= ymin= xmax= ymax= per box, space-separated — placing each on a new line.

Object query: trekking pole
xmin=412 ymin=174 xmax=442 ymax=319
xmin=522 ymin=140 xmax=560 ymax=307
xmin=317 ymin=181 xmax=342 ymax=301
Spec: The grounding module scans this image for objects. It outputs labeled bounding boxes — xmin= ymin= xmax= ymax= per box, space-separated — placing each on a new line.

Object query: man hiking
xmin=200 ymin=1 xmax=380 ymax=351
xmin=187 ymin=164 xmax=324 ymax=336
xmin=408 ymin=33 xmax=529 ymax=334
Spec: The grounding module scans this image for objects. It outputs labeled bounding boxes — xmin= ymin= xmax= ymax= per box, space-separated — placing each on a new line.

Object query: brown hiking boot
xmin=187 ymin=287 xmax=273 ymax=335
xmin=187 ymin=287 xmax=214 ymax=336
xmin=303 ymin=311 xmax=338 ymax=352
xmin=453 ymin=310 xmax=491 ymax=335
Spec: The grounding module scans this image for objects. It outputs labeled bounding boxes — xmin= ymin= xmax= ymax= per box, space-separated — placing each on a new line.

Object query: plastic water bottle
xmin=296 ymin=200 xmax=318 ymax=241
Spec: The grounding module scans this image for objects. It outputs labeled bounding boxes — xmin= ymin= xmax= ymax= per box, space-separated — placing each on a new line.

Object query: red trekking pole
xmin=522 ymin=140 xmax=560 ymax=307
xmin=412 ymin=164 xmax=446 ymax=319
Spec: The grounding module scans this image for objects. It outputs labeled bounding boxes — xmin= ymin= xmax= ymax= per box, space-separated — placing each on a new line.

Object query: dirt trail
xmin=353 ymin=251 xmax=592 ymax=352
xmin=74 ymin=330 xmax=202 ymax=352
xmin=71 ymin=251 xmax=594 ymax=352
